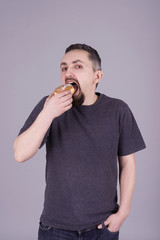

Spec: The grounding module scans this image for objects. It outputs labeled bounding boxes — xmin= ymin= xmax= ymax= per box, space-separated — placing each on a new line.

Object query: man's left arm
xmin=97 ymin=153 xmax=136 ymax=232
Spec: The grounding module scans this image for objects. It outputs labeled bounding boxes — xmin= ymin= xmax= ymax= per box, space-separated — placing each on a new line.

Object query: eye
xmin=75 ymin=65 xmax=82 ymax=69
xmin=61 ymin=67 xmax=67 ymax=72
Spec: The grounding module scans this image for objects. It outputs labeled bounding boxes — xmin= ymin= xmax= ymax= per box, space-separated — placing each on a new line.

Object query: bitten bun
xmin=54 ymin=83 xmax=75 ymax=95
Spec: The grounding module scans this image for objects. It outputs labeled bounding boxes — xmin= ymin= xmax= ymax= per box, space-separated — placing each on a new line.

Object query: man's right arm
xmin=14 ymin=91 xmax=73 ymax=163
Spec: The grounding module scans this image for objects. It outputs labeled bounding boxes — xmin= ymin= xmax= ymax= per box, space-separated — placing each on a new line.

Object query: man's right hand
xmin=14 ymin=91 xmax=73 ymax=163
xmin=44 ymin=90 xmax=73 ymax=120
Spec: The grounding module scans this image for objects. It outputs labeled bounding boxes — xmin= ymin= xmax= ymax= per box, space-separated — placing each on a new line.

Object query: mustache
xmin=65 ymin=77 xmax=78 ymax=83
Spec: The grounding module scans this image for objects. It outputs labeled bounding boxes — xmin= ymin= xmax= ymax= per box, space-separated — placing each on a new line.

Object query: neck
xmin=82 ymin=93 xmax=98 ymax=106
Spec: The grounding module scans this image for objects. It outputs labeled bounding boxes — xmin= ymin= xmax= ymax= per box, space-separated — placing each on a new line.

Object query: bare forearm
xmin=14 ymin=108 xmax=54 ymax=163
xmin=118 ymin=154 xmax=136 ymax=219
xmin=14 ymin=91 xmax=73 ymax=163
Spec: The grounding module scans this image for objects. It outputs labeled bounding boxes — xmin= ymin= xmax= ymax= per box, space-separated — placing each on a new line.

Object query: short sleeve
xmin=18 ymin=96 xmax=51 ymax=148
xmin=118 ymin=103 xmax=146 ymax=156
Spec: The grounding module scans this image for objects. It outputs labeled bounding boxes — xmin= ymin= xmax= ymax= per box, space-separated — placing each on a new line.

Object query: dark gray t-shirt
xmin=19 ymin=93 xmax=146 ymax=231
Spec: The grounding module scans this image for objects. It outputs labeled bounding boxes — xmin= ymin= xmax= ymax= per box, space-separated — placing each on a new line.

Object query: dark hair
xmin=65 ymin=43 xmax=102 ymax=72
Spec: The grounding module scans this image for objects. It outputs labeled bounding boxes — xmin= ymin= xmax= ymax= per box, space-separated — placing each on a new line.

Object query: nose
xmin=65 ymin=68 xmax=75 ymax=80
xmin=65 ymin=74 xmax=74 ymax=80
xmin=62 ymin=67 xmax=76 ymax=84
xmin=65 ymin=67 xmax=73 ymax=77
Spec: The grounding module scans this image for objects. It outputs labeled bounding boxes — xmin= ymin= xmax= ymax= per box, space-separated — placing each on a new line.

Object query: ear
xmin=94 ymin=70 xmax=103 ymax=84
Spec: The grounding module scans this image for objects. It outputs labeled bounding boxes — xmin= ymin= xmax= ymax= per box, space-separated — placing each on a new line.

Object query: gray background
xmin=0 ymin=0 xmax=159 ymax=239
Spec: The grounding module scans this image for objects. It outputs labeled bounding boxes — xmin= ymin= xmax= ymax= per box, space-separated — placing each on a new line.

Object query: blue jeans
xmin=38 ymin=221 xmax=119 ymax=240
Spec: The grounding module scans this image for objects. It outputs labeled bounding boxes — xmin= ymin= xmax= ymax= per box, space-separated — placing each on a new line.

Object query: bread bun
xmin=54 ymin=83 xmax=75 ymax=95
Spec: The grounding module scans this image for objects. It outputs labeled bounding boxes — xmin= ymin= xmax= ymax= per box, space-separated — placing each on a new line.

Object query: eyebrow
xmin=60 ymin=60 xmax=85 ymax=67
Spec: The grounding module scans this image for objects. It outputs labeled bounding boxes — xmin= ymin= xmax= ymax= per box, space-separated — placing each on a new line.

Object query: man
xmin=14 ymin=43 xmax=146 ymax=240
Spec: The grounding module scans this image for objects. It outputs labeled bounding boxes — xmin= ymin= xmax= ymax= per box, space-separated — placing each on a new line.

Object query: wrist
xmin=39 ymin=107 xmax=56 ymax=125
xmin=117 ymin=207 xmax=130 ymax=220
xmin=41 ymin=106 xmax=56 ymax=122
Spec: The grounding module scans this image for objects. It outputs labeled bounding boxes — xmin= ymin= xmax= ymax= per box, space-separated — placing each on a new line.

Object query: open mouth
xmin=66 ymin=81 xmax=79 ymax=94
xmin=71 ymin=82 xmax=78 ymax=94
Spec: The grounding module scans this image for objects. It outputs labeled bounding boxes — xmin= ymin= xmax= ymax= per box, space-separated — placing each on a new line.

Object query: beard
xmin=65 ymin=76 xmax=85 ymax=106
xmin=72 ymin=90 xmax=85 ymax=106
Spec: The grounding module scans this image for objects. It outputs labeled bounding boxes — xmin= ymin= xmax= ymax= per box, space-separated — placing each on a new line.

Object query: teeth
xmin=67 ymin=81 xmax=77 ymax=86
xmin=70 ymin=82 xmax=76 ymax=85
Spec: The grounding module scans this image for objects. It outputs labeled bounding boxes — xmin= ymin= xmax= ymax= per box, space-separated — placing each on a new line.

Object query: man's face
xmin=60 ymin=50 xmax=98 ymax=106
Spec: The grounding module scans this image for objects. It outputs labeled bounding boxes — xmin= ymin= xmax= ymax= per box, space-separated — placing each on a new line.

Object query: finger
xmin=64 ymin=103 xmax=72 ymax=111
xmin=97 ymin=218 xmax=111 ymax=229
xmin=97 ymin=224 xmax=102 ymax=229
xmin=56 ymin=90 xmax=72 ymax=98
xmin=49 ymin=90 xmax=71 ymax=99
xmin=62 ymin=98 xmax=73 ymax=107
xmin=59 ymin=95 xmax=73 ymax=105
xmin=107 ymin=224 xmax=119 ymax=233
xmin=97 ymin=222 xmax=105 ymax=229
xmin=49 ymin=91 xmax=72 ymax=104
xmin=105 ymin=218 xmax=111 ymax=227
xmin=62 ymin=93 xmax=72 ymax=101
xmin=107 ymin=225 xmax=113 ymax=232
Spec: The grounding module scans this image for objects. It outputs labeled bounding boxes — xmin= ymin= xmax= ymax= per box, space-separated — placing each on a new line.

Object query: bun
xmin=54 ymin=83 xmax=75 ymax=95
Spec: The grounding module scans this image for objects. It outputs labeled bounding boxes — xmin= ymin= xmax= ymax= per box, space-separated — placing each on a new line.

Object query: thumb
xmin=97 ymin=217 xmax=111 ymax=229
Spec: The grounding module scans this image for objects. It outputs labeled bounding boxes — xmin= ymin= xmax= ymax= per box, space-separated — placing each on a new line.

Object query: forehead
xmin=61 ymin=50 xmax=91 ymax=65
